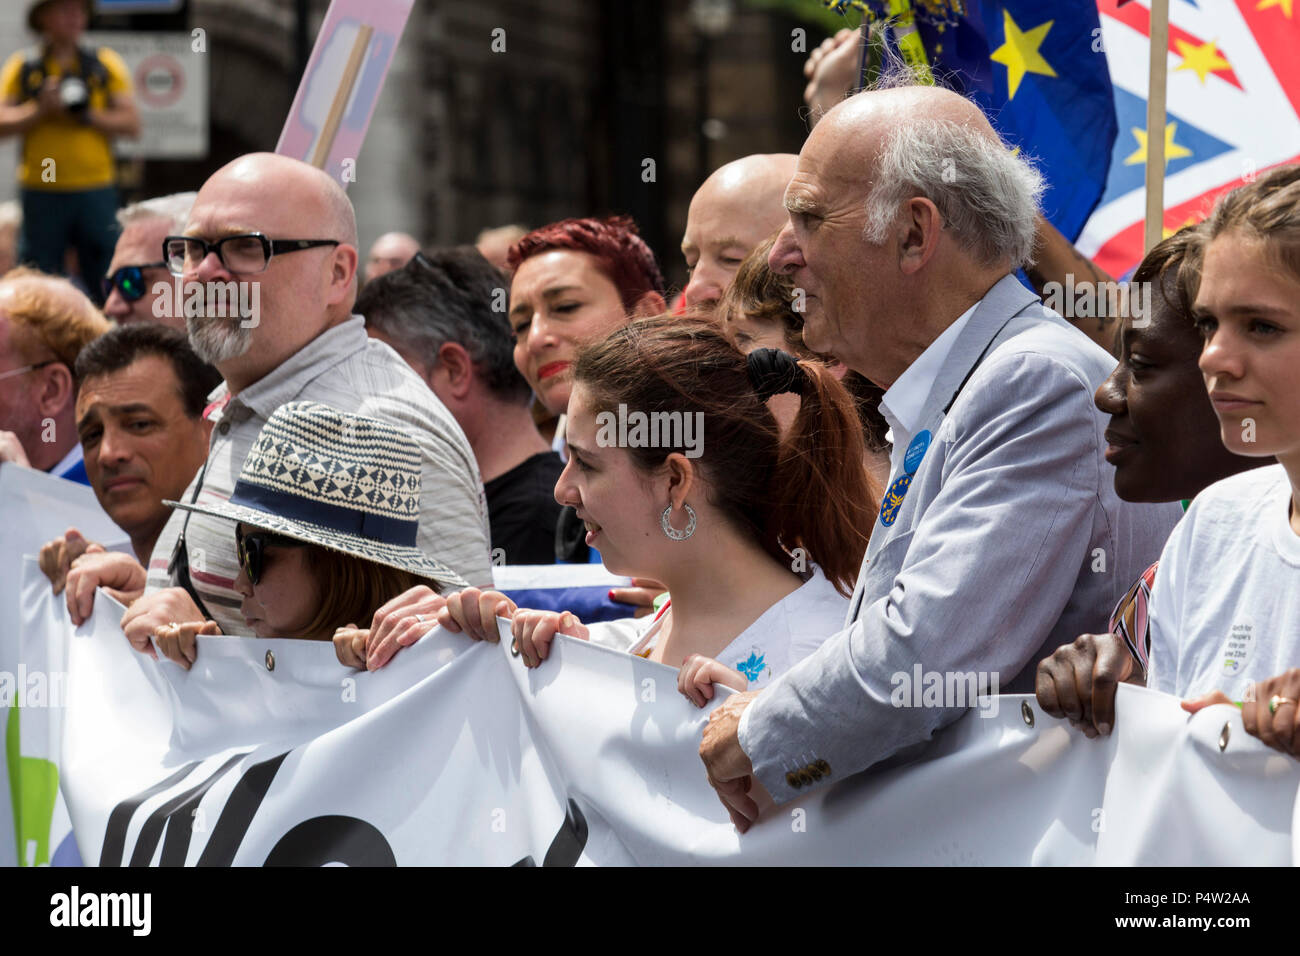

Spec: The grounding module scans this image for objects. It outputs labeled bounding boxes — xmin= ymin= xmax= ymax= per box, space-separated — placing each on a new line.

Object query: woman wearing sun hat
xmin=140 ymin=401 xmax=468 ymax=669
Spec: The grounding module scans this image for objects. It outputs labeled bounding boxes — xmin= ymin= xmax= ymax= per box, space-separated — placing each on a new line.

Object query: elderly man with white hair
xmin=698 ymin=86 xmax=1182 ymax=830
xmin=102 ymin=191 xmax=195 ymax=328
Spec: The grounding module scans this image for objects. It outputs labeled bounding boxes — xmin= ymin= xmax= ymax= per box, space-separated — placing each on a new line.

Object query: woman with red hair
xmin=506 ymin=215 xmax=667 ymax=420
xmin=506 ymin=215 xmax=668 ymax=570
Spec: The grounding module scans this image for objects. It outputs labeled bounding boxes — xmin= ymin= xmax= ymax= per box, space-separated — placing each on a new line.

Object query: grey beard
xmin=187 ymin=314 xmax=253 ymax=365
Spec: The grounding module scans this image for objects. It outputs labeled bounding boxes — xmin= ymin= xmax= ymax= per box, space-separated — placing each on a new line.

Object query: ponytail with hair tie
xmin=574 ymin=318 xmax=878 ymax=597
xmin=747 ymin=347 xmax=807 ymax=402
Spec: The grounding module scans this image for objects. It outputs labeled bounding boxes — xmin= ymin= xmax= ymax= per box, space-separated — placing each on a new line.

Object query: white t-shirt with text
xmin=1148 ymin=464 xmax=1300 ymax=700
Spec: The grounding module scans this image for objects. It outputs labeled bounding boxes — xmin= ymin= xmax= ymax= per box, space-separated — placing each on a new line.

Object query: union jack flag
xmin=1078 ymin=0 xmax=1300 ymax=277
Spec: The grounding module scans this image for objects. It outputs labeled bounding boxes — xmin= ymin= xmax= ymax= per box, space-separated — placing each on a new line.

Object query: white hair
xmin=116 ymin=191 xmax=198 ymax=233
xmin=862 ymin=117 xmax=1045 ymax=270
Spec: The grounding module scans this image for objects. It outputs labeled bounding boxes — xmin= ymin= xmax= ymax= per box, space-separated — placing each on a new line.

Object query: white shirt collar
xmin=879 ymin=300 xmax=981 ymax=444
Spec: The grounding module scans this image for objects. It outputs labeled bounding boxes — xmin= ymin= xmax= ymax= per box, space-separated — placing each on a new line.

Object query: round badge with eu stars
xmin=879 ymin=473 xmax=913 ymax=527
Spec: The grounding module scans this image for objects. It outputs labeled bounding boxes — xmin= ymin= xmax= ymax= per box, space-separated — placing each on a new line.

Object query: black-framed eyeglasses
xmin=163 ymin=233 xmax=341 ymax=277
xmin=235 ymin=525 xmax=309 ymax=587
xmin=102 ymin=262 xmax=167 ymax=302
xmin=0 ymin=359 xmax=57 ymax=382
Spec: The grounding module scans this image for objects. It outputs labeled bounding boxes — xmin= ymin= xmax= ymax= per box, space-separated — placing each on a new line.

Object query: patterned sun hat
xmin=166 ymin=401 xmax=468 ymax=589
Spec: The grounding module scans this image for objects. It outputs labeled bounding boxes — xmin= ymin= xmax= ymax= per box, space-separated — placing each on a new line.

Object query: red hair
xmin=506 ymin=216 xmax=665 ymax=312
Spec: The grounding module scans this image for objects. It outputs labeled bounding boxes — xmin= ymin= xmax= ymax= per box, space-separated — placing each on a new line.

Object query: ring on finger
xmin=1269 ymin=695 xmax=1296 ymax=715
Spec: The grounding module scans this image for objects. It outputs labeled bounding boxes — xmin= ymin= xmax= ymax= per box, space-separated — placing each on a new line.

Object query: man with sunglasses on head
xmin=102 ymin=192 xmax=195 ymax=328
xmin=64 ymin=152 xmax=497 ymax=657
xmin=0 ymin=266 xmax=109 ymax=482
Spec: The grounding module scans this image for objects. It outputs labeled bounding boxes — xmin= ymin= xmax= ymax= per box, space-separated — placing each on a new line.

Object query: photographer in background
xmin=0 ymin=0 xmax=140 ymax=302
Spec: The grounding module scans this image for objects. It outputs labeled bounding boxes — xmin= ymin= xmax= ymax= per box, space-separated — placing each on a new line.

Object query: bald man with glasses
xmin=65 ymin=153 xmax=493 ymax=659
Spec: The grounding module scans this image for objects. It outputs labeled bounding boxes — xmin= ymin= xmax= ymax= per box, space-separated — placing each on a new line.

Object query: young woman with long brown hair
xmin=355 ymin=315 xmax=880 ymax=706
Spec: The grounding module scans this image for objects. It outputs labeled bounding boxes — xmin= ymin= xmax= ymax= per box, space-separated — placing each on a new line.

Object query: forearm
xmin=87 ymin=103 xmax=140 ymax=137
xmin=740 ymin=592 xmax=1036 ymax=803
xmin=1027 ymin=214 xmax=1115 ymax=291
xmin=0 ymin=101 xmax=41 ymax=137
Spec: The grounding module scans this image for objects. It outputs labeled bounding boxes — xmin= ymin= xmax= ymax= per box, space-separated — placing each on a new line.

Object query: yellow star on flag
xmin=990 ymin=10 xmax=1057 ymax=100
xmin=1124 ymin=123 xmax=1194 ymax=167
xmin=1256 ymin=0 xmax=1293 ymax=18
xmin=1174 ymin=39 xmax=1230 ymax=84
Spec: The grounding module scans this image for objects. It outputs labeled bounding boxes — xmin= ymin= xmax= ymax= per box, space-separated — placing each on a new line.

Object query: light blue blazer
xmin=738 ymin=274 xmax=1183 ymax=802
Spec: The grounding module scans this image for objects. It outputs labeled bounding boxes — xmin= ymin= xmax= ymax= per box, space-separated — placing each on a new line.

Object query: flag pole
xmin=309 ymin=24 xmax=374 ymax=168
xmin=1144 ymin=0 xmax=1170 ymax=253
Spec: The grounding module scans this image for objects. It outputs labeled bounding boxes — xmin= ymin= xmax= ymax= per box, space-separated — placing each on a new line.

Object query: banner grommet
xmin=1020 ymin=701 xmax=1034 ymax=728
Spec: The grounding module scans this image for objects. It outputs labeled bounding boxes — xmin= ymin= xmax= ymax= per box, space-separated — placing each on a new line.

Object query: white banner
xmin=14 ymin=557 xmax=1299 ymax=866
xmin=1 ymin=465 xmax=126 ymax=867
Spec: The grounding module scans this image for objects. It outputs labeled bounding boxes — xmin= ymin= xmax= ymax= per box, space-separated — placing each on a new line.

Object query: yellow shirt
xmin=0 ymin=46 xmax=132 ymax=191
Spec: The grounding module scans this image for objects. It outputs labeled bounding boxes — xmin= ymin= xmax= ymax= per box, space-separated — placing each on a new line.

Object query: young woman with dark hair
xmin=356 ymin=316 xmax=879 ymax=706
xmin=1093 ymin=225 xmax=1266 ymax=506
xmin=1066 ymin=226 xmax=1275 ymax=687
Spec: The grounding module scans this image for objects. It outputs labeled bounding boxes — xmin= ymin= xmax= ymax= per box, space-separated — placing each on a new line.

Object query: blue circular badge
xmin=903 ymin=429 xmax=932 ymax=475
xmin=879 ymin=473 xmax=913 ymax=527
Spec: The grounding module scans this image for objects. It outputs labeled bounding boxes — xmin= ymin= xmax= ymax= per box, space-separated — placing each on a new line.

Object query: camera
xmin=58 ymin=75 xmax=89 ymax=115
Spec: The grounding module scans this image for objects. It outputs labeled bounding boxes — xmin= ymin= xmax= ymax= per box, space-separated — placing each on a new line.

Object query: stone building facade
xmin=14 ymin=0 xmax=822 ymax=291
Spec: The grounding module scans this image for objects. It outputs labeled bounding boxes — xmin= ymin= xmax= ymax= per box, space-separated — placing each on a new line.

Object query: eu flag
xmin=862 ymin=1 xmax=1118 ymax=244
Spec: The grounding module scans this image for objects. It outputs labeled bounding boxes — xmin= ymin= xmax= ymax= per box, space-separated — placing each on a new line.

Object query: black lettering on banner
xmin=263 ymin=816 xmax=397 ymax=866
xmin=100 ymin=748 xmax=582 ymax=866
xmin=192 ymin=751 xmax=289 ymax=866
xmin=102 ymin=751 xmax=280 ymax=867
xmin=513 ymin=798 xmax=588 ymax=867
xmin=127 ymin=752 xmax=248 ymax=866
xmin=100 ymin=760 xmax=201 ymax=866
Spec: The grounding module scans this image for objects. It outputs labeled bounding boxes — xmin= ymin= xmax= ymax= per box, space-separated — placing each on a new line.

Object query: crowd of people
xmin=4 ymin=0 xmax=1300 ymax=839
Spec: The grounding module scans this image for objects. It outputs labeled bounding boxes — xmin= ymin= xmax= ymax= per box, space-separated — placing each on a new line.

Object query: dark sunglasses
xmin=236 ymin=526 xmax=308 ymax=586
xmin=102 ymin=262 xmax=167 ymax=302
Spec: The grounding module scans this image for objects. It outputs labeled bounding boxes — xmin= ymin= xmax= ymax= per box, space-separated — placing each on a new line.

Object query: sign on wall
xmin=86 ymin=31 xmax=208 ymax=159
